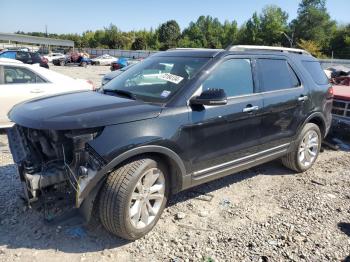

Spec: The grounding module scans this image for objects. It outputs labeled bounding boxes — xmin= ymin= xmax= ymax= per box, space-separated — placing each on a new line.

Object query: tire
xmin=81 ymin=62 xmax=87 ymax=67
xmin=282 ymin=123 xmax=322 ymax=172
xmin=59 ymin=60 xmax=65 ymax=66
xmin=99 ymin=158 xmax=169 ymax=240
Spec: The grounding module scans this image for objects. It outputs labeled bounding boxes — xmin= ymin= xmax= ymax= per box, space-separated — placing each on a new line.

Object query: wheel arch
xmin=78 ymin=145 xmax=187 ymax=222
xmin=303 ymin=112 xmax=327 ymax=138
xmin=106 ymin=146 xmax=187 ymax=195
xmin=80 ymin=146 xmax=186 ymax=203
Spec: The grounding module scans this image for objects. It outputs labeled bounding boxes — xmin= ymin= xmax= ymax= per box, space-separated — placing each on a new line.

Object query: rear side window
xmin=302 ymin=61 xmax=329 ymax=85
xmin=202 ymin=59 xmax=254 ymax=97
xmin=258 ymin=59 xmax=300 ymax=92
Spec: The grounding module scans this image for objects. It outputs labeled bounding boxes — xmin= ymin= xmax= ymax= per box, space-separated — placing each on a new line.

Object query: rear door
xmin=256 ymin=57 xmax=311 ymax=148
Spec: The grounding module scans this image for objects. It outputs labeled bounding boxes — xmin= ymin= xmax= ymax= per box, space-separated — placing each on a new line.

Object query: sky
xmin=0 ymin=0 xmax=349 ymax=34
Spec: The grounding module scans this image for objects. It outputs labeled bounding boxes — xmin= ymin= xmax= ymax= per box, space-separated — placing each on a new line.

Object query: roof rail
xmin=229 ymin=45 xmax=311 ymax=55
xmin=167 ymin=48 xmax=223 ymax=51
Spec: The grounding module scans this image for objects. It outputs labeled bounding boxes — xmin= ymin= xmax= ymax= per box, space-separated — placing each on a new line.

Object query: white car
xmin=91 ymin=54 xmax=117 ymax=66
xmin=0 ymin=58 xmax=94 ymax=128
xmin=44 ymin=52 xmax=66 ymax=62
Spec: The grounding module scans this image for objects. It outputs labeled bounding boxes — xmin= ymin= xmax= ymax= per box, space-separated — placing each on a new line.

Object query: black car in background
xmin=0 ymin=50 xmax=49 ymax=68
xmin=7 ymin=46 xmax=333 ymax=241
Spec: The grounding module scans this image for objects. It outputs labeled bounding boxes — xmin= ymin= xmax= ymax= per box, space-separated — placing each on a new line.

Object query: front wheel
xmin=282 ymin=123 xmax=321 ymax=172
xmin=99 ymin=158 xmax=168 ymax=240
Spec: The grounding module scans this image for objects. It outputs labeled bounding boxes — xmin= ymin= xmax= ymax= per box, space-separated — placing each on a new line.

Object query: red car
xmin=331 ymin=76 xmax=350 ymax=130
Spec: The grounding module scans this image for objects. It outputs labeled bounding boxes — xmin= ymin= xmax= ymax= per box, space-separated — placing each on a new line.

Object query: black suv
xmin=7 ymin=46 xmax=333 ymax=240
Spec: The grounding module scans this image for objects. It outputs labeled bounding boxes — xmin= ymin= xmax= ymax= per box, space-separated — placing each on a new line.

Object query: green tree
xmin=131 ymin=37 xmax=147 ymax=50
xmin=81 ymin=31 xmax=97 ymax=48
xmin=103 ymin=24 xmax=122 ymax=49
xmin=330 ymin=25 xmax=350 ymax=58
xmin=298 ymin=39 xmax=325 ymax=57
xmin=238 ymin=12 xmax=262 ymax=44
xmin=290 ymin=0 xmax=336 ymax=49
xmin=182 ymin=16 xmax=224 ymax=48
xmin=158 ymin=20 xmax=181 ymax=50
xmin=221 ymin=20 xmax=238 ymax=47
xmin=259 ymin=5 xmax=289 ymax=45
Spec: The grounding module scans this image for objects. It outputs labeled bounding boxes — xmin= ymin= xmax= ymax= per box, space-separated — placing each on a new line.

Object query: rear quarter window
xmin=302 ymin=61 xmax=329 ymax=85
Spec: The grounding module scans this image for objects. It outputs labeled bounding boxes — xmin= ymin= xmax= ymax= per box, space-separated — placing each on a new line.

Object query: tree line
xmin=16 ymin=0 xmax=350 ymax=58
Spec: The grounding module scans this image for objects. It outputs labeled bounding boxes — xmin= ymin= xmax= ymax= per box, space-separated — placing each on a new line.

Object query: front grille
xmin=332 ymin=99 xmax=350 ymax=118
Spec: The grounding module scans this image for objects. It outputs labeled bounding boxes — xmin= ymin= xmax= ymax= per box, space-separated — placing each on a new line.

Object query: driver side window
xmin=202 ymin=59 xmax=254 ymax=97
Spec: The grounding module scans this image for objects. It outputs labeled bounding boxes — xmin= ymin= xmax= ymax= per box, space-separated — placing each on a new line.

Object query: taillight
xmin=327 ymin=86 xmax=334 ymax=99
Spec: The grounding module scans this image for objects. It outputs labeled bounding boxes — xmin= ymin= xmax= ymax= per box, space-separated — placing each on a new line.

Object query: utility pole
xmin=281 ymin=32 xmax=293 ymax=48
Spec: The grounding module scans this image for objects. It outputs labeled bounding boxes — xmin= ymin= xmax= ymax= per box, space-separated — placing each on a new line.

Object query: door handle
xmin=298 ymin=95 xmax=308 ymax=102
xmin=30 ymin=89 xmax=44 ymax=93
xmin=242 ymin=105 xmax=259 ymax=113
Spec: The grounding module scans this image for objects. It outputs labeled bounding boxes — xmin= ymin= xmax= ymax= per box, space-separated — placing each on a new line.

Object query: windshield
xmin=102 ymin=56 xmax=209 ymax=103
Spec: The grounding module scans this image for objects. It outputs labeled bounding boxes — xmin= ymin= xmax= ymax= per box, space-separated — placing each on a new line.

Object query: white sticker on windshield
xmin=160 ymin=90 xmax=171 ymax=98
xmin=158 ymin=73 xmax=184 ymax=84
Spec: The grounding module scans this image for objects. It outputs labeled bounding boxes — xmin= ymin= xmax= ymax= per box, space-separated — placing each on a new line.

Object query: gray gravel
xmin=0 ymin=67 xmax=350 ymax=261
xmin=50 ymin=64 xmax=111 ymax=88
xmin=1 ymin=131 xmax=350 ymax=262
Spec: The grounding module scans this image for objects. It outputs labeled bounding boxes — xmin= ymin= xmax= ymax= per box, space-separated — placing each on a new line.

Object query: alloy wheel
xmin=298 ymin=130 xmax=319 ymax=168
xmin=129 ymin=168 xmax=165 ymax=229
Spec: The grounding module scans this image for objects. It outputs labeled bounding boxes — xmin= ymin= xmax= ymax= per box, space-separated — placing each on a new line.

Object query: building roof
xmin=0 ymin=33 xmax=74 ymax=47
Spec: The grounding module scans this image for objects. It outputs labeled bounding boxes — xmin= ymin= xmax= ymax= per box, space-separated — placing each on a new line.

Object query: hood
xmin=9 ymin=91 xmax=162 ymax=130
xmin=333 ymin=85 xmax=350 ymax=101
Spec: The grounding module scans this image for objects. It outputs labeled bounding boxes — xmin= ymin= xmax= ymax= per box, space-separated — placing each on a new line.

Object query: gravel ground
xmin=50 ymin=64 xmax=111 ymax=87
xmin=1 ymin=132 xmax=350 ymax=262
xmin=0 ymin=66 xmax=350 ymax=261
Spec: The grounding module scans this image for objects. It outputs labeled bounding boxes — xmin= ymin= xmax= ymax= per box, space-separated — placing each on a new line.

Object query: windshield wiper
xmin=103 ymin=89 xmax=137 ymax=100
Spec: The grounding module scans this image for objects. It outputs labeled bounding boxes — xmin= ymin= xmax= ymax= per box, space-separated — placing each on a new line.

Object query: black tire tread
xmin=281 ymin=148 xmax=299 ymax=172
xmin=281 ymin=123 xmax=321 ymax=173
xmin=99 ymin=159 xmax=146 ymax=239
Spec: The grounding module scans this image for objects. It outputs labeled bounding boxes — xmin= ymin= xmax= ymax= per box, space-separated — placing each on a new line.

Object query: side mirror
xmin=190 ymin=88 xmax=227 ymax=106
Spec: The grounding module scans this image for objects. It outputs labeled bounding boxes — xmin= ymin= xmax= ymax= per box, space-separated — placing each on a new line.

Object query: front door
xmin=188 ymin=57 xmax=264 ymax=177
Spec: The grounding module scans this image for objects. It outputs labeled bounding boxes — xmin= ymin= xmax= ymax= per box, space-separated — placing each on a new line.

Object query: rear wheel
xmin=81 ymin=62 xmax=87 ymax=67
xmin=282 ymin=123 xmax=321 ymax=172
xmin=99 ymin=158 xmax=168 ymax=240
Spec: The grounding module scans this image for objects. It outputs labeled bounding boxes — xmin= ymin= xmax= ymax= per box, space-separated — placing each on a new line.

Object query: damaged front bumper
xmin=7 ymin=125 xmax=105 ymax=209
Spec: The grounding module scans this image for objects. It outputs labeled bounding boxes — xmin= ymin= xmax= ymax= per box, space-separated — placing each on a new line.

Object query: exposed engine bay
xmin=7 ymin=125 xmax=104 ymax=208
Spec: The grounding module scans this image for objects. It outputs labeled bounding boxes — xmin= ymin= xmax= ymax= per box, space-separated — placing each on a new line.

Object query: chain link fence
xmin=83 ymin=48 xmax=158 ymax=59
xmin=319 ymin=59 xmax=350 ymax=69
